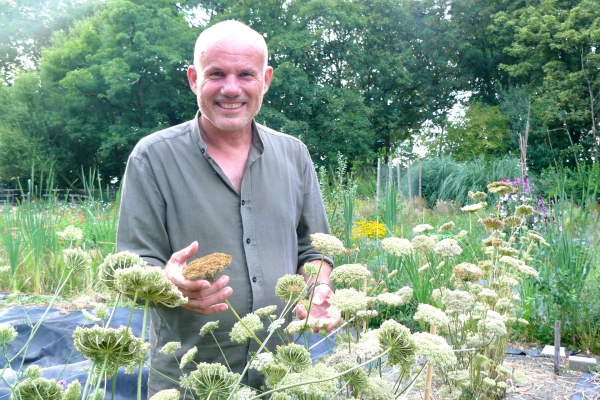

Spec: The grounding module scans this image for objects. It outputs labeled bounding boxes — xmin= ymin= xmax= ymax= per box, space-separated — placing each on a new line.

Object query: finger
xmin=185 ymin=286 xmax=233 ymax=310
xmin=295 ymin=304 xmax=308 ymax=320
xmin=323 ymin=315 xmax=341 ymax=332
xmin=181 ymin=277 xmax=230 ymax=299
xmin=171 ymin=241 xmax=199 ymax=264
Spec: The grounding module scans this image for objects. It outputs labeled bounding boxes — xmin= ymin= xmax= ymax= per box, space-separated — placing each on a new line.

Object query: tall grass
xmin=415 ymin=156 xmax=520 ymax=206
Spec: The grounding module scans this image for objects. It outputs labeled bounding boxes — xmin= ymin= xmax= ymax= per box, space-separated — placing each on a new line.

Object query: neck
xmin=199 ymin=117 xmax=253 ymax=151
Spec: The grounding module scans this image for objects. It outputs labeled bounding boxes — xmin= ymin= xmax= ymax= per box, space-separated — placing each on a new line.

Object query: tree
xmin=443 ymin=101 xmax=510 ymax=160
xmin=37 ymin=0 xmax=198 ymax=184
xmin=0 ymin=0 xmax=99 ymax=83
xmin=494 ymin=0 xmax=600 ymax=165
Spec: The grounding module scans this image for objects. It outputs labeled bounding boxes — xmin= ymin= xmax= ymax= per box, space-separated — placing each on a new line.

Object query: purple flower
xmin=57 ymin=380 xmax=67 ymax=389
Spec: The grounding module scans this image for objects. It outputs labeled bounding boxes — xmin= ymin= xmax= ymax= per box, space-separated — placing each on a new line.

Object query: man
xmin=117 ymin=20 xmax=338 ymax=397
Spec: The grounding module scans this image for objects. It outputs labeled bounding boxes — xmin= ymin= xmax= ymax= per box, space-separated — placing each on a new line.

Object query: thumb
xmin=171 ymin=241 xmax=199 ymax=264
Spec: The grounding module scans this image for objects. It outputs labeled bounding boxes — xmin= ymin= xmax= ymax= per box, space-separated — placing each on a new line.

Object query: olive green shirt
xmin=117 ymin=113 xmax=331 ymax=396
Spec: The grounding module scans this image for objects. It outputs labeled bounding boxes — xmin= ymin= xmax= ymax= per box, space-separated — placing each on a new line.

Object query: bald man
xmin=117 ymin=20 xmax=338 ymax=396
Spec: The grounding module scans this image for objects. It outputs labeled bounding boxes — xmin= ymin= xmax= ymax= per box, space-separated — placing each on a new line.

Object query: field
xmin=0 ymin=162 xmax=599 ymax=399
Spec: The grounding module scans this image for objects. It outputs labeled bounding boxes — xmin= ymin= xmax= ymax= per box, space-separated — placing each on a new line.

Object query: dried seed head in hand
xmin=182 ymin=253 xmax=232 ymax=281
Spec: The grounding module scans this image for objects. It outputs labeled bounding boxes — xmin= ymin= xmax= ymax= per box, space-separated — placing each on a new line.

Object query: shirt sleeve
xmin=296 ymin=146 xmax=334 ymax=269
xmin=116 ymin=153 xmax=171 ymax=267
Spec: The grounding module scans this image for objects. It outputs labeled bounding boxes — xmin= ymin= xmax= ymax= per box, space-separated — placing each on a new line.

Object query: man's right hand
xmin=164 ymin=241 xmax=232 ymax=314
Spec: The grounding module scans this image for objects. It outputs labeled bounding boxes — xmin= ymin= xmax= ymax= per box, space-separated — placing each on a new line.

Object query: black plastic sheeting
xmin=0 ymin=306 xmax=148 ymax=399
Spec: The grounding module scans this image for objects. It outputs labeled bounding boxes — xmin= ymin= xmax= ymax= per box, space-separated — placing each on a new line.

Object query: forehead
xmin=199 ymin=37 xmax=266 ymax=70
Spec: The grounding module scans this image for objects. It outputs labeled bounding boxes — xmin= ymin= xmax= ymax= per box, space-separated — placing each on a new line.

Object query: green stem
xmin=137 ymin=298 xmax=151 ymax=400
xmin=302 ymin=257 xmax=325 ymax=330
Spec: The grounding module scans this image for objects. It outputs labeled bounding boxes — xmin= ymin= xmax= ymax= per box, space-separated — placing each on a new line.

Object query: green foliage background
xmin=0 ymin=0 xmax=599 ymax=187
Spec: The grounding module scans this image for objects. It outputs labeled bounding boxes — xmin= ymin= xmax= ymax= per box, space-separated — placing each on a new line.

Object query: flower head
xmin=183 ymin=253 xmax=232 ymax=282
xmin=63 ymin=380 xmax=82 ymax=400
xmin=515 ymin=204 xmax=534 ymax=217
xmin=185 ymin=363 xmax=240 ymax=400
xmin=275 ymin=275 xmax=307 ymax=302
xmin=255 ymin=305 xmax=278 ymax=317
xmin=381 ymin=237 xmax=413 ymax=257
xmin=413 ymin=332 xmax=457 ymax=369
xmin=276 ymin=343 xmax=312 ymax=371
xmin=63 ymin=248 xmax=92 ymax=273
xmin=11 ymin=377 xmax=63 ymax=400
xmin=330 ymin=263 xmax=371 ymax=286
xmin=468 ymin=191 xmax=488 ymax=201
xmin=439 ymin=221 xmax=455 ymax=232
xmin=414 ymin=304 xmax=449 ymax=328
xmin=378 ymin=320 xmax=416 ymax=375
xmin=230 ymin=313 xmax=264 ymax=344
xmin=396 ymin=286 xmax=414 ymax=304
xmin=330 ymin=288 xmax=368 ymax=314
xmin=180 ymin=347 xmax=198 ymax=369
xmin=98 ymin=251 xmax=146 ymax=291
xmin=453 ymin=262 xmax=484 ymax=282
xmin=434 ymin=239 xmax=463 ymax=257
xmin=412 ymin=235 xmax=436 ymax=254
xmin=114 ymin=265 xmax=187 ymax=307
xmin=413 ymin=224 xmax=434 ymax=234
xmin=480 ymin=217 xmax=505 ymax=230
xmin=57 ymin=225 xmax=83 ymax=244
xmin=310 ymin=233 xmax=345 ymax=256
xmin=73 ymin=326 xmax=149 ymax=377
xmin=0 ymin=323 xmax=18 ymax=346
xmin=461 ymin=203 xmax=486 ymax=213
xmin=504 ymin=215 xmax=522 ymax=227
xmin=160 ymin=341 xmax=182 ymax=355
xmin=487 ymin=181 xmax=516 ymax=195
xmin=199 ymin=321 xmax=219 ymax=337
xmin=376 ymin=292 xmax=408 ymax=307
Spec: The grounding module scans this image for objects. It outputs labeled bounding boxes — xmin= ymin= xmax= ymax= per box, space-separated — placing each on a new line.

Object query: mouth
xmin=217 ymin=102 xmax=244 ymax=110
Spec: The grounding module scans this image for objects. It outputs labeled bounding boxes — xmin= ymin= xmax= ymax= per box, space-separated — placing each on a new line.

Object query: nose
xmin=221 ymin=74 xmax=242 ymax=97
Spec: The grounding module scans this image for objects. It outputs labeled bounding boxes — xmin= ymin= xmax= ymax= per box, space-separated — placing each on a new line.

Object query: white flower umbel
xmin=414 ymin=304 xmax=450 ymax=328
xmin=330 ymin=263 xmax=371 ymax=286
xmin=413 ymin=332 xmax=457 ymax=369
xmin=114 ymin=265 xmax=187 ymax=308
xmin=381 ymin=237 xmax=413 ymax=257
xmin=434 ymin=239 xmax=463 ymax=257
xmin=330 ymin=288 xmax=369 ymax=314
xmin=230 ymin=314 xmax=264 ymax=344
xmin=309 ymin=233 xmax=346 ymax=257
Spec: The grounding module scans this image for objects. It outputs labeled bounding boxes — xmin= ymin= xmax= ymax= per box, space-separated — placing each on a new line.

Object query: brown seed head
xmin=183 ymin=253 xmax=232 ymax=281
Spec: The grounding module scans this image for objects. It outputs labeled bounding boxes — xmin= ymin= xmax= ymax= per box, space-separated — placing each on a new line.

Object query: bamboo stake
xmin=423 ymin=324 xmax=437 ymax=400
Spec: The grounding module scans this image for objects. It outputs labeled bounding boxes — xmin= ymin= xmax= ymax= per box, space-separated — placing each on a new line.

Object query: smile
xmin=218 ymin=102 xmax=244 ymax=109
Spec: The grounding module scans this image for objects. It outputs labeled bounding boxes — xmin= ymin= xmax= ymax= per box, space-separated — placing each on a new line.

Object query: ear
xmin=187 ymin=65 xmax=198 ymax=94
xmin=262 ymin=66 xmax=273 ymax=94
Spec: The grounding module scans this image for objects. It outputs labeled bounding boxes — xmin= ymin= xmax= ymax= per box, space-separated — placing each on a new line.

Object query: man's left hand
xmin=295 ymin=285 xmax=340 ymax=333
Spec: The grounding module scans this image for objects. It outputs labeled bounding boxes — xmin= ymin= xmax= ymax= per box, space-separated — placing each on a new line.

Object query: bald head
xmin=194 ymin=20 xmax=269 ymax=71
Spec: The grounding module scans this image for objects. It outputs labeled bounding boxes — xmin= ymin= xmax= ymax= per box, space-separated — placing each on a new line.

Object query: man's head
xmin=187 ymin=20 xmax=273 ymax=135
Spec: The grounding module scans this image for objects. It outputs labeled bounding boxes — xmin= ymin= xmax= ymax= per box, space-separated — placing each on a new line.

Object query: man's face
xmin=188 ymin=37 xmax=273 ymax=135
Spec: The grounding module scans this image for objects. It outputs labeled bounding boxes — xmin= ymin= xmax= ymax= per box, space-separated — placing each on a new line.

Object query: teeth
xmin=219 ymin=103 xmax=243 ymax=109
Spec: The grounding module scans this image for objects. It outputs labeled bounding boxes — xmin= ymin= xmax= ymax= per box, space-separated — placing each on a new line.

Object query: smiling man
xmin=117 ymin=20 xmax=338 ymax=397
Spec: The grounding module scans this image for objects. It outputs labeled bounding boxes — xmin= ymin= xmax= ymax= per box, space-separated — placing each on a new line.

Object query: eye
xmin=209 ymin=71 xmax=224 ymax=77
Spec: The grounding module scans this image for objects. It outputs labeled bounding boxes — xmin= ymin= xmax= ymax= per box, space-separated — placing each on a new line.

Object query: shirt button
xmin=201 ymin=148 xmax=205 ymax=154
xmin=241 ymin=200 xmax=245 ymax=205
xmin=252 ymin=276 xmax=257 ymax=283
xmin=246 ymin=238 xmax=251 ymax=244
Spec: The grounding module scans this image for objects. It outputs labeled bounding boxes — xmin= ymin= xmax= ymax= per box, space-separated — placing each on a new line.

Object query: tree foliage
xmin=0 ymin=0 xmax=598 ymax=185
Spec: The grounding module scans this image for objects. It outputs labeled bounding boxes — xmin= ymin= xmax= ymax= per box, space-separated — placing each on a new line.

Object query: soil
xmin=398 ymin=351 xmax=599 ymax=400
xmin=503 ymin=353 xmax=599 ymax=400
